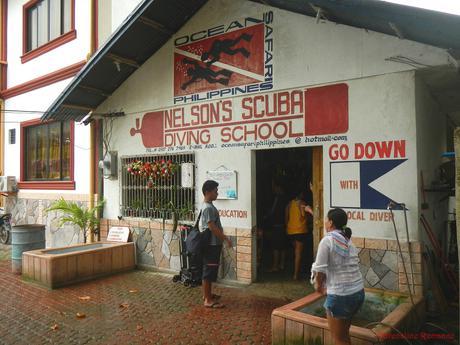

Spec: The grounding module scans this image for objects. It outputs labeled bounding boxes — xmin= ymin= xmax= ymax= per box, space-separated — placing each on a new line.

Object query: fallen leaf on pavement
xmin=136 ymin=325 xmax=143 ymax=331
xmin=78 ymin=296 xmax=91 ymax=301
xmin=119 ymin=303 xmax=129 ymax=309
xmin=76 ymin=313 xmax=86 ymax=319
xmin=51 ymin=324 xmax=59 ymax=331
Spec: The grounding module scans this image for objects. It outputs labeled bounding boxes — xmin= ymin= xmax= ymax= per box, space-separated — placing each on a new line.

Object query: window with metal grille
xmin=121 ymin=153 xmax=195 ymax=221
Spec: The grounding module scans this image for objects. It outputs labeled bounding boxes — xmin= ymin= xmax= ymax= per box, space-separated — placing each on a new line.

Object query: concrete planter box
xmin=22 ymin=242 xmax=135 ymax=288
xmin=272 ymin=288 xmax=425 ymax=345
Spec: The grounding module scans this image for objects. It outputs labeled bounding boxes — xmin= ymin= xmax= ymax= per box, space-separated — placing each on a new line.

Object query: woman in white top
xmin=311 ymin=208 xmax=364 ymax=345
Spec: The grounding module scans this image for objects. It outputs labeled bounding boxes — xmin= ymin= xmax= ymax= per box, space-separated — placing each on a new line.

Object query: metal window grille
xmin=120 ymin=152 xmax=195 ymax=221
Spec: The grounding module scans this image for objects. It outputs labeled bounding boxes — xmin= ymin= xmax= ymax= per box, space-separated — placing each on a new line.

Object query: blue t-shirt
xmin=200 ymin=202 xmax=223 ymax=246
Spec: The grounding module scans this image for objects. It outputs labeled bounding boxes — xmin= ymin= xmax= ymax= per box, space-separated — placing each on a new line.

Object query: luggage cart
xmin=172 ymin=225 xmax=202 ymax=287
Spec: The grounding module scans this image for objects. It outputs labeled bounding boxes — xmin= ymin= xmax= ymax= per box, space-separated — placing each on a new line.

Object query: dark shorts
xmin=324 ymin=289 xmax=365 ymax=319
xmin=202 ymin=245 xmax=222 ymax=282
xmin=288 ymin=233 xmax=308 ymax=243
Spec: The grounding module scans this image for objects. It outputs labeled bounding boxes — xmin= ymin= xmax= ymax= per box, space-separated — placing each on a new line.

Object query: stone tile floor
xmin=0 ymin=242 xmax=458 ymax=345
xmin=0 ymin=250 xmax=312 ymax=345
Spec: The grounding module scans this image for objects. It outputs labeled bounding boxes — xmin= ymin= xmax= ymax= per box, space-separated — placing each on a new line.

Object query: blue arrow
xmin=360 ymin=159 xmax=407 ymax=210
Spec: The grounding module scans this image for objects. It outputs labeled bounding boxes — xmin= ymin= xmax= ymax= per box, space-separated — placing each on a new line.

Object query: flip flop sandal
xmin=202 ymin=294 xmax=221 ymax=301
xmin=204 ymin=302 xmax=225 ymax=309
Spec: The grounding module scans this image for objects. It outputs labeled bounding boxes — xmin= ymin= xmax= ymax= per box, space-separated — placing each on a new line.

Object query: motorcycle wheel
xmin=0 ymin=225 xmax=8 ymax=244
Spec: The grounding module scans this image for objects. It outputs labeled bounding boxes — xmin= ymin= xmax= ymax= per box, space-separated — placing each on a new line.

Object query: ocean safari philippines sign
xmin=173 ymin=12 xmax=274 ymax=104
xmin=130 ymin=83 xmax=348 ymax=149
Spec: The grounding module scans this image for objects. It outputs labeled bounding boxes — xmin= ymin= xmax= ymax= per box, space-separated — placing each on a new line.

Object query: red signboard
xmin=174 ymin=24 xmax=265 ymax=97
xmin=131 ymin=84 xmax=349 ymax=148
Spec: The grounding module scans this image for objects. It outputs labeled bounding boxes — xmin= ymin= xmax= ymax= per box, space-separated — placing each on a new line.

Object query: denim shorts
xmin=324 ymin=289 xmax=365 ymax=319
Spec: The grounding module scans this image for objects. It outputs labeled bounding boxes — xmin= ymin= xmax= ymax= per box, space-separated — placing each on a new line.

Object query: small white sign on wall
xmin=206 ymin=169 xmax=237 ymax=199
xmin=181 ymin=163 xmax=194 ymax=188
xmin=107 ymin=226 xmax=130 ymax=243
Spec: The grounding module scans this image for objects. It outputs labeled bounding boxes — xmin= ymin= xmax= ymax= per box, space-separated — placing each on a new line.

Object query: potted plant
xmin=45 ymin=198 xmax=105 ymax=243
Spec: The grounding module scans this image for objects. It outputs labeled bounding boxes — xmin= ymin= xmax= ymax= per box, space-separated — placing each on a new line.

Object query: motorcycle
xmin=0 ymin=213 xmax=12 ymax=244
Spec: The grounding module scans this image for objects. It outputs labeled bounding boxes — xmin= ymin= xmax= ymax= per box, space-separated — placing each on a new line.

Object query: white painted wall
xmin=98 ymin=0 xmax=112 ymax=47
xmin=95 ymin=0 xmax=451 ymax=241
xmin=111 ymin=0 xmax=143 ymax=32
xmin=6 ymin=0 xmax=91 ymax=87
xmin=4 ymin=79 xmax=91 ymax=195
xmin=98 ymin=0 xmax=142 ymax=47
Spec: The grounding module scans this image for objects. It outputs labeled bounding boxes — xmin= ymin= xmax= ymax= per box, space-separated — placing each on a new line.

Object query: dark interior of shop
xmin=255 ymin=147 xmax=314 ymax=282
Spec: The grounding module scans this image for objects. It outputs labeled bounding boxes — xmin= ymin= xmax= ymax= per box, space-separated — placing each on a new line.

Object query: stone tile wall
xmin=101 ymin=218 xmax=251 ymax=284
xmin=5 ymin=196 xmax=86 ymax=247
xmin=354 ymin=237 xmax=423 ymax=295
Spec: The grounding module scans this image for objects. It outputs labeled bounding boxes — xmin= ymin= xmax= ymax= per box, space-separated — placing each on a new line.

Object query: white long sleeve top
xmin=311 ymin=231 xmax=364 ymax=295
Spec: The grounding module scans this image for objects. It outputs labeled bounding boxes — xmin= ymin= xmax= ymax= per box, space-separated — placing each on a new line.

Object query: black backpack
xmin=185 ymin=211 xmax=210 ymax=255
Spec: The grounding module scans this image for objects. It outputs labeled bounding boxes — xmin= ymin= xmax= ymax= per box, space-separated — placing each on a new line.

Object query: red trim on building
xmin=18 ymin=118 xmax=75 ymax=191
xmin=92 ymin=0 xmax=99 ymax=53
xmin=22 ymin=0 xmax=76 ymax=64
xmin=17 ymin=181 xmax=76 ymax=190
xmin=1 ymin=60 xmax=85 ymax=99
xmin=21 ymin=30 xmax=77 ymax=64
xmin=1 ymin=0 xmax=7 ymax=91
xmin=93 ymin=119 xmax=101 ymax=193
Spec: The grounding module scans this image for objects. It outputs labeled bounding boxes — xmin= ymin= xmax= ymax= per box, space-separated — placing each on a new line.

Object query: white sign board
xmin=107 ymin=226 xmax=130 ymax=243
xmin=181 ymin=163 xmax=194 ymax=188
xmin=206 ymin=170 xmax=237 ymax=199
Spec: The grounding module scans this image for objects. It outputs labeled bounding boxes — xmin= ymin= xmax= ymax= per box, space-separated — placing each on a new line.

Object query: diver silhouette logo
xmin=180 ymin=33 xmax=253 ymax=91
xmin=201 ymin=33 xmax=253 ymax=66
xmin=180 ymin=58 xmax=233 ymax=90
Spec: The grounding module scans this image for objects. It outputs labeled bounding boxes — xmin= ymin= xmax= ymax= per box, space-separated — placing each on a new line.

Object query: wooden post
xmin=88 ymin=122 xmax=95 ymax=243
xmin=312 ymin=146 xmax=323 ymax=257
xmin=454 ymin=128 xmax=460 ymax=273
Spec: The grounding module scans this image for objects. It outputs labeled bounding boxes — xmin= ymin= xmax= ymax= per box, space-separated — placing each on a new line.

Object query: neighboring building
xmin=13 ymin=0 xmax=460 ymax=296
xmin=0 ymin=0 xmax=142 ymax=246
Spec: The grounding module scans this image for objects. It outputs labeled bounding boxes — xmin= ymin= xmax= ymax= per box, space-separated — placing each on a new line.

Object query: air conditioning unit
xmin=0 ymin=176 xmax=17 ymax=192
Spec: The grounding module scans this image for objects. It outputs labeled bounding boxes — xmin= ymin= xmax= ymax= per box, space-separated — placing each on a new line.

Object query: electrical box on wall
xmin=98 ymin=151 xmax=118 ymax=179
xmin=0 ymin=176 xmax=17 ymax=192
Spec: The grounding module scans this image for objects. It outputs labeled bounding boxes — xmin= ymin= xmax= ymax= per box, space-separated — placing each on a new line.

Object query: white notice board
xmin=107 ymin=226 xmax=130 ymax=242
xmin=206 ymin=170 xmax=237 ymax=199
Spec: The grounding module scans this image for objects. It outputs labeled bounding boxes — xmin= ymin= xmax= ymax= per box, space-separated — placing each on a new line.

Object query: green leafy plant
xmin=45 ymin=198 xmax=105 ymax=243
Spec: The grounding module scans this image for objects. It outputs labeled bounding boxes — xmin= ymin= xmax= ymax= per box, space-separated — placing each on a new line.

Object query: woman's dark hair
xmin=202 ymin=180 xmax=219 ymax=195
xmin=327 ymin=208 xmax=352 ymax=239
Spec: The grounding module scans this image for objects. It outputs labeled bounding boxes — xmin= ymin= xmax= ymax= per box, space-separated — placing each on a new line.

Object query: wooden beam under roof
xmin=105 ymin=53 xmax=140 ymax=69
xmin=139 ymin=16 xmax=173 ymax=36
xmin=78 ymin=84 xmax=111 ymax=98
xmin=62 ymin=103 xmax=94 ymax=111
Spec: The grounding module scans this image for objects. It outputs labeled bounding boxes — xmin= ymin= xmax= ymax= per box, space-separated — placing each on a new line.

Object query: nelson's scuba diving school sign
xmin=172 ymin=12 xmax=274 ymax=104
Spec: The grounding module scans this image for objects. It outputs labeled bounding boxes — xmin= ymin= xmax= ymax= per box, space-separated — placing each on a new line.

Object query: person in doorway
xmin=265 ymin=180 xmax=289 ymax=273
xmin=285 ymin=189 xmax=313 ymax=280
xmin=201 ymin=180 xmax=232 ymax=308
xmin=311 ymin=208 xmax=364 ymax=345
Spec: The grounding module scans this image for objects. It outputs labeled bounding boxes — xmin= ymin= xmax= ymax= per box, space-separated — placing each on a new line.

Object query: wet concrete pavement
xmin=0 ymin=249 xmax=313 ymax=345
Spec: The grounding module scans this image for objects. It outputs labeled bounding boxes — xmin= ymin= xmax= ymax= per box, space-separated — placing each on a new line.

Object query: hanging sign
xmin=206 ymin=170 xmax=237 ymax=199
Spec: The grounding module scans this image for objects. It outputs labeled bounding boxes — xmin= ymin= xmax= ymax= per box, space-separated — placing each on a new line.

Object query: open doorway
xmin=255 ymin=146 xmax=323 ymax=283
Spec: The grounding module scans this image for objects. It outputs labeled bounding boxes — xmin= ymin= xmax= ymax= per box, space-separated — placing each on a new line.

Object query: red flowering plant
xmin=126 ymin=159 xmax=177 ymax=188
xmin=126 ymin=160 xmax=144 ymax=176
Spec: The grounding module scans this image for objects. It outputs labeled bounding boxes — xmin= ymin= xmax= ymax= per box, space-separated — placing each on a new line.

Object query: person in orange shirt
xmin=285 ymin=190 xmax=313 ymax=280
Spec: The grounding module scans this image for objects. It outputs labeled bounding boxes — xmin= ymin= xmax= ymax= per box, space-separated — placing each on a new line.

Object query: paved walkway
xmin=0 ymin=257 xmax=290 ymax=345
